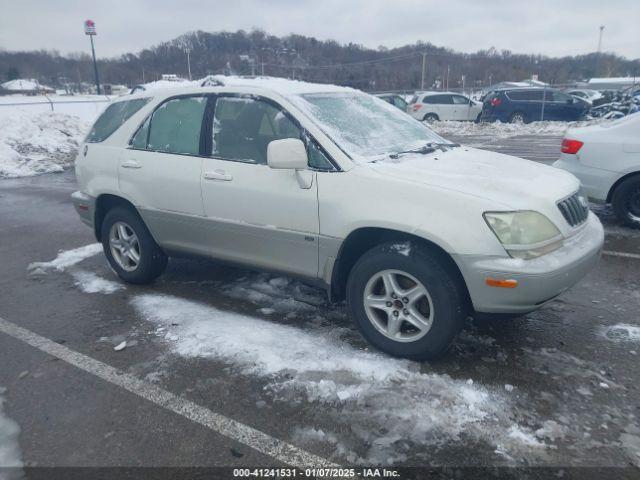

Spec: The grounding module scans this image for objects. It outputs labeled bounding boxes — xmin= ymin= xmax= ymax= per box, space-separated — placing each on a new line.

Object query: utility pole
xmin=420 ymin=52 xmax=427 ymax=90
xmin=261 ymin=62 xmax=265 ymax=76
xmin=84 ymin=20 xmax=101 ymax=95
xmin=186 ymin=49 xmax=192 ymax=80
xmin=446 ymin=65 xmax=450 ymax=91
xmin=596 ymin=25 xmax=605 ymax=77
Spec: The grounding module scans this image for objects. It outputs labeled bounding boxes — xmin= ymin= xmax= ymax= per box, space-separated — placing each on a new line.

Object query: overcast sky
xmin=1 ymin=0 xmax=639 ymax=59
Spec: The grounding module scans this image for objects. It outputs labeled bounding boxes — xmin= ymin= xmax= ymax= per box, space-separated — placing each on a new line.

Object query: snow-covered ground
xmin=0 ymin=387 xmax=22 ymax=469
xmin=25 ymin=243 xmax=640 ymax=465
xmin=0 ymin=111 xmax=90 ymax=178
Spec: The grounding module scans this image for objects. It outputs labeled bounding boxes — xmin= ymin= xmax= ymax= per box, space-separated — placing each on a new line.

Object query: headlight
xmin=484 ymin=211 xmax=563 ymax=260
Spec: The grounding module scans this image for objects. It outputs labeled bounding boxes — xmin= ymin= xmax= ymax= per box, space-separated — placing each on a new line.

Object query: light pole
xmin=596 ymin=25 xmax=605 ymax=77
xmin=84 ymin=20 xmax=101 ymax=95
xmin=420 ymin=52 xmax=427 ymax=90
xmin=186 ymin=49 xmax=192 ymax=80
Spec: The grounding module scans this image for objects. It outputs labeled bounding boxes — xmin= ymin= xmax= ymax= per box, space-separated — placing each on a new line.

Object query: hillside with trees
xmin=1 ymin=29 xmax=638 ymax=92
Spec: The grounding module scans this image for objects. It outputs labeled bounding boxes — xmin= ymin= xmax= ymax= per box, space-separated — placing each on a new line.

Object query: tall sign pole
xmin=84 ymin=19 xmax=101 ymax=94
xmin=420 ymin=52 xmax=427 ymax=90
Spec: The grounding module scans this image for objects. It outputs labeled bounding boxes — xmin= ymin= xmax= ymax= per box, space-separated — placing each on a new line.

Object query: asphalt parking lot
xmin=1 ymin=134 xmax=640 ymax=478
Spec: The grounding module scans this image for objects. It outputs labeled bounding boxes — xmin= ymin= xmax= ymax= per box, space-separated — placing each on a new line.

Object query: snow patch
xmin=390 ymin=242 xmax=411 ymax=256
xmin=429 ymin=119 xmax=599 ymax=141
xmin=132 ymin=293 xmax=545 ymax=463
xmin=0 ymin=111 xmax=90 ymax=178
xmin=600 ymin=324 xmax=640 ymax=343
xmin=70 ymin=270 xmax=124 ymax=294
xmin=27 ymin=243 xmax=102 ymax=273
xmin=223 ymin=274 xmax=325 ymax=312
xmin=0 ymin=387 xmax=22 ymax=469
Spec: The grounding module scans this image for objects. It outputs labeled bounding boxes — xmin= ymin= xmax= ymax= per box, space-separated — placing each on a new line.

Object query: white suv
xmin=72 ymin=76 xmax=604 ymax=359
xmin=408 ymin=91 xmax=482 ymax=122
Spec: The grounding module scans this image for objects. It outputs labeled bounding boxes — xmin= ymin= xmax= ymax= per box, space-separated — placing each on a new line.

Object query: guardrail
xmin=0 ymin=95 xmax=113 ymax=121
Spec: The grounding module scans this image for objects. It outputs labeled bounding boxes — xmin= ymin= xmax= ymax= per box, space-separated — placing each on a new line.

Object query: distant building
xmin=584 ymin=77 xmax=639 ymax=91
xmin=161 ymin=74 xmax=183 ymax=82
xmin=0 ymin=78 xmax=55 ymax=95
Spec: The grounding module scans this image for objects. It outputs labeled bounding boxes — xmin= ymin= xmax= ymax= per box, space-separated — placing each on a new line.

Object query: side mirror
xmin=267 ymin=138 xmax=308 ymax=170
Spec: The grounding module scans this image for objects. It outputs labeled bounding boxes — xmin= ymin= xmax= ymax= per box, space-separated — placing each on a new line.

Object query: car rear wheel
xmin=423 ymin=113 xmax=439 ymax=123
xmin=509 ymin=112 xmax=526 ymax=124
xmin=101 ymin=207 xmax=168 ymax=283
xmin=612 ymin=176 xmax=640 ymax=229
xmin=346 ymin=242 xmax=466 ymax=360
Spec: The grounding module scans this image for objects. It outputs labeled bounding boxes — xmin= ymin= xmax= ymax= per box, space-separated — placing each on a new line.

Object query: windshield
xmin=292 ymin=92 xmax=450 ymax=162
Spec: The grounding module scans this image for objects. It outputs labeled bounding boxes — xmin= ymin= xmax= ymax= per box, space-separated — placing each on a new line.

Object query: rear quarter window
xmin=86 ymin=98 xmax=151 ymax=143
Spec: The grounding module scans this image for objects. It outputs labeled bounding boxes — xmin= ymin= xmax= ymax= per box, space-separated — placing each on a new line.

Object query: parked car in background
xmin=554 ymin=113 xmax=640 ymax=228
xmin=72 ymin=77 xmax=603 ymax=360
xmin=408 ymin=91 xmax=482 ymax=122
xmin=481 ymin=88 xmax=588 ymax=123
xmin=565 ymin=89 xmax=606 ymax=107
xmin=376 ymin=93 xmax=408 ymax=112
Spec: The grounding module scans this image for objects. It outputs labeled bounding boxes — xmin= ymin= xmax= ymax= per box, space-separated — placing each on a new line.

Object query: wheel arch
xmin=93 ymin=194 xmax=139 ymax=241
xmin=330 ymin=227 xmax=471 ymax=310
xmin=606 ymin=170 xmax=640 ymax=203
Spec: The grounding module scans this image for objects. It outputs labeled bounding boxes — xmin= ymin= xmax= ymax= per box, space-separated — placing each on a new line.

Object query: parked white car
xmin=554 ymin=113 xmax=640 ymax=228
xmin=72 ymin=77 xmax=604 ymax=359
xmin=565 ymin=89 xmax=605 ymax=106
xmin=408 ymin=91 xmax=482 ymax=122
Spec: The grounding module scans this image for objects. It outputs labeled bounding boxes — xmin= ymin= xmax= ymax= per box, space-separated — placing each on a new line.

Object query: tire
xmin=612 ymin=175 xmax=640 ymax=229
xmin=101 ymin=206 xmax=168 ymax=284
xmin=346 ymin=242 xmax=466 ymax=360
xmin=423 ymin=113 xmax=439 ymax=123
xmin=509 ymin=112 xmax=526 ymax=124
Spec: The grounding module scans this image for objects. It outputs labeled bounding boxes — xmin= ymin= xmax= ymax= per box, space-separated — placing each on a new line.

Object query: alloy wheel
xmin=109 ymin=221 xmax=141 ymax=272
xmin=363 ymin=269 xmax=434 ymax=343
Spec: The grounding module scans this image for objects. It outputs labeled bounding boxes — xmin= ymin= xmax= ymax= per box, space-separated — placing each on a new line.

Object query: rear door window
xmin=86 ymin=98 xmax=150 ymax=143
xmin=147 ymin=96 xmax=208 ymax=155
xmin=552 ymin=91 xmax=573 ymax=102
xmin=423 ymin=95 xmax=453 ymax=104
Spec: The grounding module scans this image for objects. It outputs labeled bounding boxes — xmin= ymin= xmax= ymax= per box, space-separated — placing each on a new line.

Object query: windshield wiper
xmin=388 ymin=142 xmax=460 ymax=159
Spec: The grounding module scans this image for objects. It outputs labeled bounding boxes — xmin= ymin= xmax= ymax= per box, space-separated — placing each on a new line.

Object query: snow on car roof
xmin=128 ymin=75 xmax=356 ymax=99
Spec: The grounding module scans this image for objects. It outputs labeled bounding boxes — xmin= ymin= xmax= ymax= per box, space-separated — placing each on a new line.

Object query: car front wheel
xmin=346 ymin=242 xmax=466 ymax=360
xmin=612 ymin=176 xmax=640 ymax=229
xmin=101 ymin=207 xmax=168 ymax=283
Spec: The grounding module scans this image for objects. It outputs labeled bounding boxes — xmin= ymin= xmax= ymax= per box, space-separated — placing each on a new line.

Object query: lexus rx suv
xmin=72 ymin=76 xmax=604 ymax=360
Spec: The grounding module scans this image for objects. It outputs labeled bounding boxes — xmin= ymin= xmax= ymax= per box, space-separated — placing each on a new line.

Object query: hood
xmin=368 ymin=146 xmax=579 ymax=210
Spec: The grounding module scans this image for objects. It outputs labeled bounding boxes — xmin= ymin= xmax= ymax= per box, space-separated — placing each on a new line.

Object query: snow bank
xmin=0 ymin=387 xmax=22 ymax=469
xmin=0 ymin=111 xmax=90 ymax=178
xmin=27 ymin=243 xmax=102 ymax=273
xmin=429 ymin=119 xmax=598 ymax=139
xmin=600 ymin=324 xmax=640 ymax=343
xmin=133 ymin=292 xmax=545 ymax=463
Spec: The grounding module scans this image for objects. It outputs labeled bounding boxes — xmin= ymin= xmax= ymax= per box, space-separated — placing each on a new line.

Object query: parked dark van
xmin=481 ymin=88 xmax=587 ymax=123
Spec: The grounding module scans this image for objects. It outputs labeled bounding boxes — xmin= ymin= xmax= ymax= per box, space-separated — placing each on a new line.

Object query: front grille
xmin=557 ymin=192 xmax=589 ymax=227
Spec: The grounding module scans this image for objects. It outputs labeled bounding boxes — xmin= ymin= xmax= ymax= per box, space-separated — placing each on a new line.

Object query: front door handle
xmin=203 ymin=170 xmax=233 ymax=181
xmin=121 ymin=160 xmax=141 ymax=169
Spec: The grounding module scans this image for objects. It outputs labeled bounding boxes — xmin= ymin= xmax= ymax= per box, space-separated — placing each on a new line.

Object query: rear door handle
xmin=203 ymin=170 xmax=233 ymax=181
xmin=121 ymin=160 xmax=141 ymax=169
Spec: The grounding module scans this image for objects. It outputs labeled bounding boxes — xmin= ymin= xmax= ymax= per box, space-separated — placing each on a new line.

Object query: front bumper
xmin=71 ymin=191 xmax=95 ymax=229
xmin=453 ymin=213 xmax=604 ymax=314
